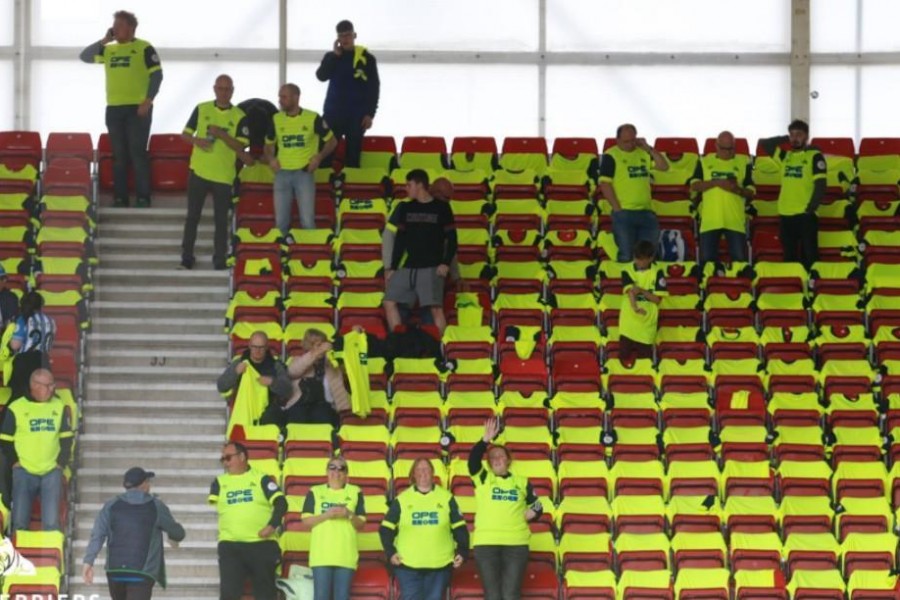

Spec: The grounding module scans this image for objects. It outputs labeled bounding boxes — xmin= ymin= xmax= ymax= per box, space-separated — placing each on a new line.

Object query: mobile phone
xmin=106 ymin=27 xmax=114 ymax=38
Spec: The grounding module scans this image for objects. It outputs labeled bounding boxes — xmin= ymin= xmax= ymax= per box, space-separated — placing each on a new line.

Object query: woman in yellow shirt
xmin=301 ymin=456 xmax=366 ymax=600
xmin=468 ymin=419 xmax=543 ymax=600
xmin=379 ymin=458 xmax=469 ymax=600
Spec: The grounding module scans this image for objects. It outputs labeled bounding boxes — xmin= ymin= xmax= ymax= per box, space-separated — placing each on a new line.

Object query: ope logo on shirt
xmin=109 ymin=56 xmax=131 ymax=68
xmin=626 ymin=165 xmax=649 ymax=178
xmin=28 ymin=418 xmax=56 ymax=433
xmin=226 ymin=489 xmax=253 ymax=504
xmin=411 ymin=511 xmax=439 ymax=526
xmin=491 ymin=487 xmax=519 ymax=502
xmin=280 ymin=134 xmax=307 ymax=149
xmin=784 ymin=165 xmax=804 ymax=178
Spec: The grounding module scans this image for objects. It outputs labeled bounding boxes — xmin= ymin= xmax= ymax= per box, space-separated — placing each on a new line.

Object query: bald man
xmin=217 ymin=332 xmax=293 ymax=409
xmin=180 ymin=75 xmax=254 ymax=270
xmin=0 ymin=369 xmax=73 ymax=531
xmin=690 ymin=131 xmax=755 ymax=264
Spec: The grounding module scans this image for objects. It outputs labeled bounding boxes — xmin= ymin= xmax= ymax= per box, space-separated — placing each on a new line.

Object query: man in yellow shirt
xmin=599 ymin=124 xmax=669 ymax=262
xmin=209 ymin=442 xmax=286 ymax=600
xmin=0 ymin=369 xmax=73 ymax=532
xmin=180 ymin=75 xmax=253 ymax=270
xmin=80 ymin=10 xmax=162 ymax=208
xmin=690 ymin=131 xmax=755 ymax=264
xmin=760 ymin=120 xmax=827 ymax=268
xmin=264 ymin=84 xmax=337 ymax=241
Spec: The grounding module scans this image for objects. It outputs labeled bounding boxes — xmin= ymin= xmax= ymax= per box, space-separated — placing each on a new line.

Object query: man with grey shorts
xmin=383 ymin=169 xmax=457 ymax=335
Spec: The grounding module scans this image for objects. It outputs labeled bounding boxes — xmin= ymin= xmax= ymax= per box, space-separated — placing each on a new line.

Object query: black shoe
xmin=113 ymin=197 xmax=129 ymax=207
xmin=282 ymin=233 xmax=296 ymax=246
xmin=213 ymin=260 xmax=227 ymax=271
xmin=136 ymin=197 xmax=151 ymax=208
xmin=179 ymin=257 xmax=195 ymax=270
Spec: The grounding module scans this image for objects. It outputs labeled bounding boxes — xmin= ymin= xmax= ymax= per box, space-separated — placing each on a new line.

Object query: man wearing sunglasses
xmin=301 ymin=456 xmax=366 ymax=600
xmin=210 ymin=442 xmax=286 ymax=600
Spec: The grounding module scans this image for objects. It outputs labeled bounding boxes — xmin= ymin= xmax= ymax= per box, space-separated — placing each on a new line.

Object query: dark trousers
xmin=183 ymin=172 xmax=232 ymax=267
xmin=326 ymin=115 xmax=365 ymax=168
xmin=473 ymin=545 xmax=529 ymax=600
xmin=779 ymin=213 xmax=818 ymax=268
xmin=218 ymin=540 xmax=280 ymax=600
xmin=619 ymin=335 xmax=654 ymax=362
xmin=699 ymin=229 xmax=748 ymax=264
xmin=260 ymin=401 xmax=339 ymax=429
xmin=394 ymin=565 xmax=452 ymax=600
xmin=9 ymin=350 xmax=45 ymax=400
xmin=109 ymin=577 xmax=155 ymax=600
xmin=106 ymin=104 xmax=153 ymax=201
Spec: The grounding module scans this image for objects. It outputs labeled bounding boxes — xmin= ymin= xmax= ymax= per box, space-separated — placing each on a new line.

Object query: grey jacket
xmin=217 ymin=354 xmax=293 ymax=402
xmin=83 ymin=489 xmax=185 ymax=588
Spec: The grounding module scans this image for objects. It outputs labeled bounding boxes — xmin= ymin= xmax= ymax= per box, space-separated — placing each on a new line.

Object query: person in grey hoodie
xmin=82 ymin=467 xmax=186 ymax=600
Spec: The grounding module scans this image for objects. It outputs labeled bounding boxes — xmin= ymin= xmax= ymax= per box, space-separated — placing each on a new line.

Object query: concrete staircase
xmin=68 ymin=203 xmax=228 ymax=599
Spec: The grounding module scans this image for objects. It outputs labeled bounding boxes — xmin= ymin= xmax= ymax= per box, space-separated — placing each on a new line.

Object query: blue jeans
xmin=612 ymin=209 xmax=659 ymax=262
xmin=394 ymin=565 xmax=452 ymax=600
xmin=12 ymin=466 xmax=63 ymax=531
xmin=274 ymin=168 xmax=315 ymax=234
xmin=106 ymin=104 xmax=152 ymax=202
xmin=699 ymin=229 xmax=748 ymax=264
xmin=312 ymin=566 xmax=354 ymax=600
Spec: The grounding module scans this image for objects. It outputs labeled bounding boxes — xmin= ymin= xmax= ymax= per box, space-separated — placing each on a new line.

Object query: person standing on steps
xmin=316 ymin=20 xmax=380 ymax=168
xmin=82 ymin=467 xmax=186 ymax=600
xmin=80 ymin=10 xmax=162 ymax=208
xmin=180 ymin=74 xmax=253 ymax=271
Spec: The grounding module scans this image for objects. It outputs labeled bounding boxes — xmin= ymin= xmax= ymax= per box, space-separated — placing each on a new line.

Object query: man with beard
xmin=760 ymin=120 xmax=827 ymax=268
xmin=263 ymin=84 xmax=337 ymax=241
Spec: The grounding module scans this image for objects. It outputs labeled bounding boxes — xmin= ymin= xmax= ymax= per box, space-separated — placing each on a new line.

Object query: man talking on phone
xmin=80 ymin=10 xmax=162 ymax=208
xmin=315 ymin=19 xmax=380 ymax=168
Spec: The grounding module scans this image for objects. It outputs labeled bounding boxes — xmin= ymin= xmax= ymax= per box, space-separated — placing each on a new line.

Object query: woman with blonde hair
xmin=379 ymin=458 xmax=469 ymax=600
xmin=301 ymin=456 xmax=366 ymax=600
xmin=268 ymin=328 xmax=350 ymax=428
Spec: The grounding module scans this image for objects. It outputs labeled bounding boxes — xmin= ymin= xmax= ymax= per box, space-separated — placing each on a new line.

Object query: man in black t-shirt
xmin=383 ymin=169 xmax=457 ymax=334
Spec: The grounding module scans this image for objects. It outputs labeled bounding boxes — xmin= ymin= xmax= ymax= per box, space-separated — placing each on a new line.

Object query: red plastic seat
xmin=351 ymin=564 xmax=391 ymax=600
xmin=43 ymin=158 xmax=92 ymax=197
xmin=0 ymin=130 xmax=42 ymax=170
xmin=654 ymin=137 xmax=699 ymax=156
xmin=451 ymin=136 xmax=497 ymax=155
xmin=400 ymin=136 xmax=447 ymax=155
xmin=810 ymin=137 xmax=855 ymax=158
xmin=502 ymin=137 xmax=549 ymax=156
xmin=149 ymin=133 xmax=192 ymax=192
xmin=46 ymin=132 xmax=93 ymax=166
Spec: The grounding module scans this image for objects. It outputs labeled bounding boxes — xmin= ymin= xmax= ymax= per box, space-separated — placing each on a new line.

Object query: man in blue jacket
xmin=316 ymin=19 xmax=380 ymax=168
xmin=82 ymin=467 xmax=186 ymax=600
